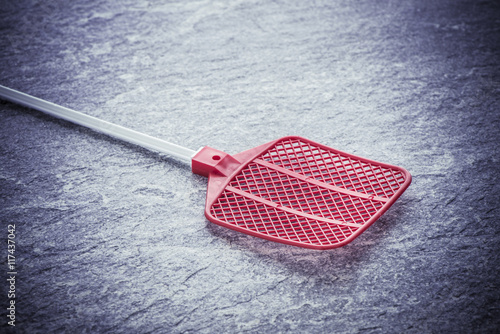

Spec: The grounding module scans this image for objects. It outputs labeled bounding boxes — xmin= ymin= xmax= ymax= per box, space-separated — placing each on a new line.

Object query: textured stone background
xmin=1 ymin=0 xmax=499 ymax=333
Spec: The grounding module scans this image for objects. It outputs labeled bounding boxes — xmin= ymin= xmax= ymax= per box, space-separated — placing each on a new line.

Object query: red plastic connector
xmin=192 ymin=146 xmax=241 ymax=177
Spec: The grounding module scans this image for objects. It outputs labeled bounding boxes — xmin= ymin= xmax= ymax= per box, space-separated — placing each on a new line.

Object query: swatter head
xmin=192 ymin=136 xmax=411 ymax=250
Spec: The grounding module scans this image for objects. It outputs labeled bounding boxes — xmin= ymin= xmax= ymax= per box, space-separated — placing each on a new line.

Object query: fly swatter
xmin=0 ymin=85 xmax=411 ymax=249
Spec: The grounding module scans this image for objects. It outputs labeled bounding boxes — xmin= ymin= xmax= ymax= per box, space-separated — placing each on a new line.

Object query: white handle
xmin=0 ymin=85 xmax=196 ymax=163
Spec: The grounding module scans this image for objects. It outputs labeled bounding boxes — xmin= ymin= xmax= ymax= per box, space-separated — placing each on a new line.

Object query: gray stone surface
xmin=1 ymin=0 xmax=499 ymax=333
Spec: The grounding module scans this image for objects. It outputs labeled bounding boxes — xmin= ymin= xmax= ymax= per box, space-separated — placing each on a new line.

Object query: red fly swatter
xmin=0 ymin=85 xmax=411 ymax=249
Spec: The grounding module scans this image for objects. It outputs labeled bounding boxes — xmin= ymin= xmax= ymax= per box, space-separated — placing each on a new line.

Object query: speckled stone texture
xmin=1 ymin=0 xmax=499 ymax=333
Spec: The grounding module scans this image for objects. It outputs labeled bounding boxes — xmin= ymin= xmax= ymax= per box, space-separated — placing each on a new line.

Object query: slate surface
xmin=0 ymin=0 xmax=499 ymax=333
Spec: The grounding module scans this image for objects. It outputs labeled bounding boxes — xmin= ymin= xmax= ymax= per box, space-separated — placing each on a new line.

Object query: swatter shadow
xmin=204 ymin=195 xmax=413 ymax=279
xmin=205 ymin=218 xmax=391 ymax=277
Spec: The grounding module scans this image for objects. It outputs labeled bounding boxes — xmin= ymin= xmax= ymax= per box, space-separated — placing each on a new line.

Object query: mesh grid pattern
xmin=228 ymin=162 xmax=384 ymax=225
xmin=209 ymin=137 xmax=409 ymax=248
xmin=211 ymin=191 xmax=358 ymax=246
xmin=259 ymin=138 xmax=406 ymax=198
